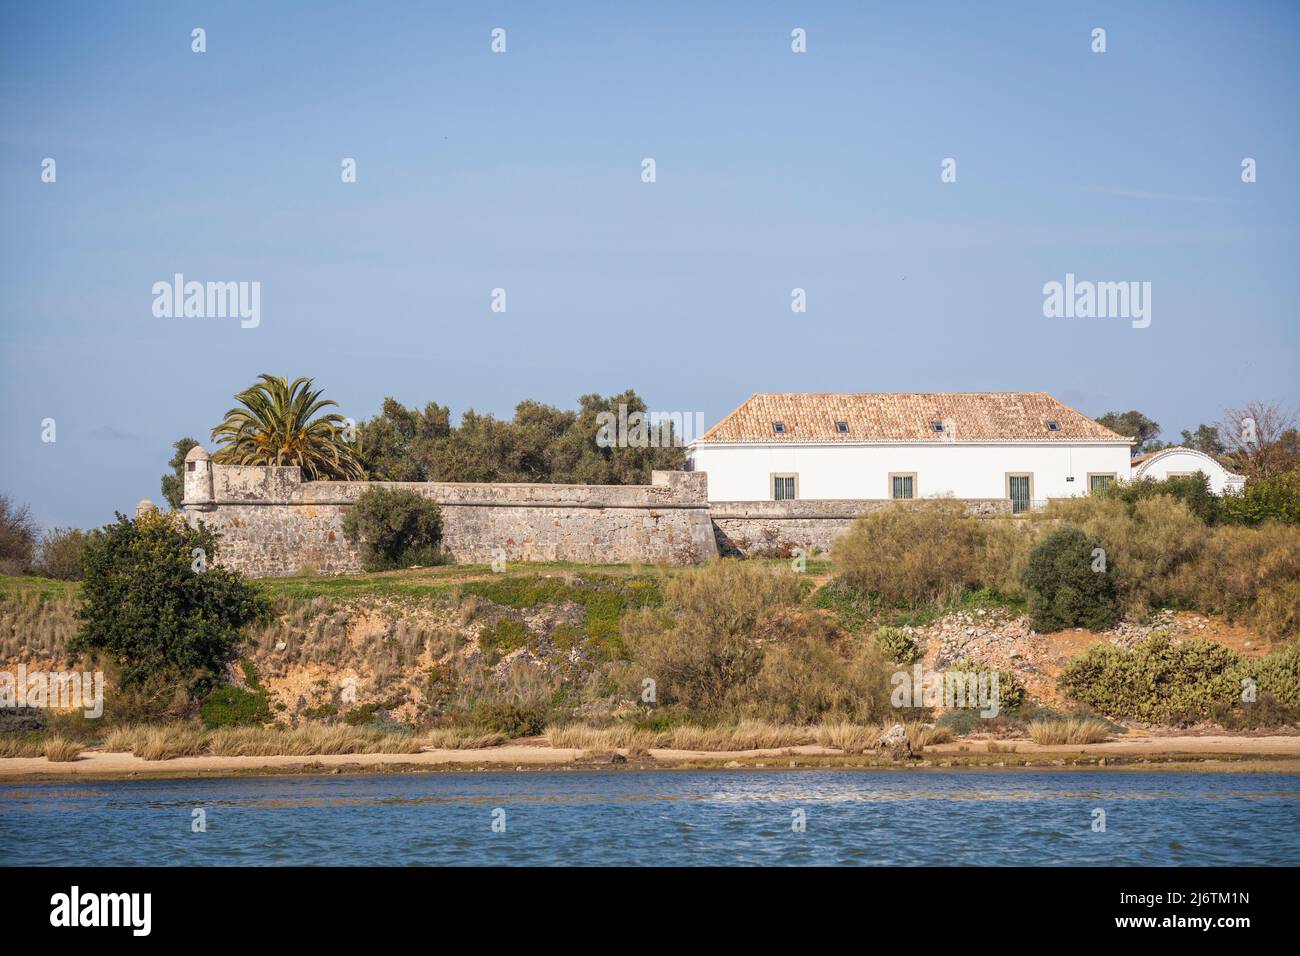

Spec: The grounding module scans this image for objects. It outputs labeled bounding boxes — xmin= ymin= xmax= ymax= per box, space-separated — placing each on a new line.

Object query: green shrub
xmin=200 ymin=684 xmax=272 ymax=728
xmin=1249 ymin=639 xmax=1300 ymax=709
xmin=32 ymin=527 xmax=87 ymax=580
xmin=477 ymin=617 xmax=531 ymax=660
xmin=947 ymin=657 xmax=1028 ymax=714
xmin=1219 ymin=470 xmax=1300 ymax=526
xmin=341 ymin=487 xmax=445 ymax=571
xmin=1022 ymin=527 xmax=1121 ymax=632
xmin=70 ymin=510 xmax=271 ymax=689
xmin=473 ymin=703 xmax=546 ymax=737
xmin=874 ymin=626 xmax=920 ymax=663
xmin=1057 ymin=632 xmax=1242 ymax=723
xmin=342 ymin=703 xmax=382 ymax=726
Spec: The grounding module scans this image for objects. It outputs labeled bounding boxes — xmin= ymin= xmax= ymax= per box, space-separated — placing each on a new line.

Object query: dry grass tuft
xmin=41 ymin=736 xmax=83 ymax=761
xmin=134 ymin=725 xmax=209 ymax=761
xmin=815 ymin=721 xmax=882 ymax=753
xmin=544 ymin=723 xmax=660 ymax=751
xmin=546 ymin=720 xmax=826 ymax=753
xmin=1027 ymin=718 xmax=1112 ymax=745
xmin=422 ymin=728 xmax=507 ymax=750
xmin=206 ymin=725 xmax=425 ymax=756
xmin=906 ymin=723 xmax=954 ymax=750
xmin=0 ymin=736 xmax=46 ymax=758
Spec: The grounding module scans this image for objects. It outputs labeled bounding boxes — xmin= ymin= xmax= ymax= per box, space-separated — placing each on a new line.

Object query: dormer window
xmin=834 ymin=421 xmax=849 ymax=434
xmin=1046 ymin=420 xmax=1060 ymax=432
xmin=931 ymin=421 xmax=945 ymax=433
xmin=772 ymin=422 xmax=786 ymax=435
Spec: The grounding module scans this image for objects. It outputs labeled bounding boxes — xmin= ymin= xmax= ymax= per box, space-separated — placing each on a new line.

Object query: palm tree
xmin=211 ymin=374 xmax=366 ymax=480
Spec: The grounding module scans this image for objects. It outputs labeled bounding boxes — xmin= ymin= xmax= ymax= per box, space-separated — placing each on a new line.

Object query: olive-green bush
xmin=341 ymin=486 xmax=445 ymax=571
xmin=874 ymin=626 xmax=921 ymax=664
xmin=1057 ymin=633 xmax=1243 ymax=723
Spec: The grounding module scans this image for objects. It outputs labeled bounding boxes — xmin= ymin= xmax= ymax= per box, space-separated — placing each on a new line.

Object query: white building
xmin=1130 ymin=446 xmax=1245 ymax=495
xmin=687 ymin=392 xmax=1134 ymax=512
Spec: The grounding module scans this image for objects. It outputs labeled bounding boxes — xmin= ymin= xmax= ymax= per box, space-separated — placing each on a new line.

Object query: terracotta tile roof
xmin=696 ymin=392 xmax=1132 ymax=443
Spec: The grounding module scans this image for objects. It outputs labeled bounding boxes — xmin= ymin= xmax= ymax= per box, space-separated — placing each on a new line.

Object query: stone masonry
xmin=709 ymin=498 xmax=1013 ymax=557
xmin=180 ymin=447 xmax=1016 ymax=577
xmin=181 ymin=447 xmax=718 ymax=576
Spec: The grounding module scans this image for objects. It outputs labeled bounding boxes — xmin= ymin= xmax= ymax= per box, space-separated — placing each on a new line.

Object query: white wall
xmin=1132 ymin=449 xmax=1243 ymax=495
xmin=688 ymin=442 xmax=1134 ymax=502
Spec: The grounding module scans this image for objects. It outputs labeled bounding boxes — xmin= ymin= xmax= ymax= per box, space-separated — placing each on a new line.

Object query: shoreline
xmin=3 ymin=735 xmax=1300 ymax=782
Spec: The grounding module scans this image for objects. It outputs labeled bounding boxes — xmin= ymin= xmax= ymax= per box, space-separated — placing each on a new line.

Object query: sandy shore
xmin=2 ymin=735 xmax=1299 ymax=781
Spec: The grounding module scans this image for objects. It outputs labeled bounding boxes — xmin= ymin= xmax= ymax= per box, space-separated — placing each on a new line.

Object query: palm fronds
xmin=211 ymin=374 xmax=366 ymax=480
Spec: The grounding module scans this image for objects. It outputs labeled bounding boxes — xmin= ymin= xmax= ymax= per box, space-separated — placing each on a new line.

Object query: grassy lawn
xmin=0 ymin=574 xmax=81 ymax=600
xmin=256 ymin=560 xmax=664 ymax=601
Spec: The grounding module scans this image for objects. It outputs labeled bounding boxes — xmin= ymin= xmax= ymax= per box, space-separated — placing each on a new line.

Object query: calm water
xmin=2 ymin=770 xmax=1298 ymax=866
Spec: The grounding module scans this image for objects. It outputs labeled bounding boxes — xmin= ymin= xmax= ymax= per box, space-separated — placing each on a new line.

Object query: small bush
xmin=906 ymin=723 xmax=953 ymax=750
xmin=874 ymin=626 xmax=921 ymax=663
xmin=32 ymin=528 xmax=87 ymax=581
xmin=473 ymin=704 xmax=546 ymax=738
xmin=976 ymin=519 xmax=1038 ymax=600
xmin=200 ymin=684 xmax=272 ymax=728
xmin=1022 ymin=527 xmax=1121 ymax=632
xmin=132 ymin=724 xmax=210 ymax=760
xmin=341 ymin=487 xmax=444 ymax=571
xmin=814 ymin=722 xmax=882 ymax=753
xmin=623 ymin=561 xmax=892 ymax=723
xmin=622 ymin=561 xmax=799 ymax=715
xmin=947 ymin=658 xmax=1028 ymax=714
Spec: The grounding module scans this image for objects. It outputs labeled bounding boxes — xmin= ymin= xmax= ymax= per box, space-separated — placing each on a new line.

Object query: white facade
xmin=1131 ymin=447 xmax=1245 ymax=495
xmin=689 ymin=441 xmax=1135 ymax=504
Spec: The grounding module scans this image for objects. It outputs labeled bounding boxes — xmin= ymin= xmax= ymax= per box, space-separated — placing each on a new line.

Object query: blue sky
xmin=2 ymin=1 xmax=1297 ymax=529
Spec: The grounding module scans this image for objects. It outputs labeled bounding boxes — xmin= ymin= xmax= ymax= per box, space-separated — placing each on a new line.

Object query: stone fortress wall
xmin=709 ymin=498 xmax=1013 ymax=557
xmin=179 ymin=447 xmax=1013 ymax=577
